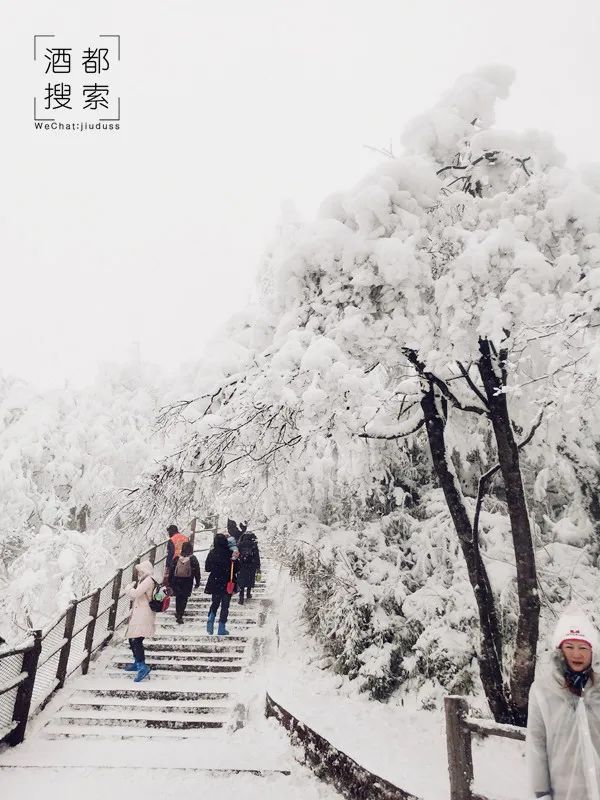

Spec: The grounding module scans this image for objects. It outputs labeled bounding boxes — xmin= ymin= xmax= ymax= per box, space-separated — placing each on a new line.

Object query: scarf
xmin=565 ymin=665 xmax=593 ymax=694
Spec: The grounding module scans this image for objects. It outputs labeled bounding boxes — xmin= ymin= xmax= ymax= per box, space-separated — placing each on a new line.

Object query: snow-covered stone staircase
xmin=41 ymin=560 xmax=272 ymax=740
xmin=0 ymin=553 xmax=341 ymax=799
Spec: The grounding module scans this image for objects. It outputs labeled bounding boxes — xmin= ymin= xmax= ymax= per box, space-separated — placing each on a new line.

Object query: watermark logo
xmin=34 ymin=35 xmax=121 ymax=131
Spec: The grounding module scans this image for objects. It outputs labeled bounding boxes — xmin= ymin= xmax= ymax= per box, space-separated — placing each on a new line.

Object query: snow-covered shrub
xmin=0 ymin=361 xmax=166 ymax=642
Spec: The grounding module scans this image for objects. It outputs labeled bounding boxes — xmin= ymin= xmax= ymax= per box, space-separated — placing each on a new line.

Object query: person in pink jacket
xmin=123 ymin=560 xmax=156 ymax=682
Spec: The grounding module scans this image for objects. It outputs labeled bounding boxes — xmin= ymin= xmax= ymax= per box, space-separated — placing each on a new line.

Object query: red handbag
xmin=226 ymin=562 xmax=235 ymax=594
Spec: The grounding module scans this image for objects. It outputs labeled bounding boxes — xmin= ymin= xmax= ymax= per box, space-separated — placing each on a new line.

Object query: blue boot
xmin=217 ymin=622 xmax=229 ymax=636
xmin=134 ymin=663 xmax=151 ymax=682
xmin=206 ymin=612 xmax=216 ymax=635
xmin=123 ymin=661 xmax=139 ymax=672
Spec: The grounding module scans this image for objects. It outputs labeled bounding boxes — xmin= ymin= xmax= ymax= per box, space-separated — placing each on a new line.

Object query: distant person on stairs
xmin=204 ymin=533 xmax=237 ymax=636
xmin=169 ymin=541 xmax=201 ymax=624
xmin=227 ymin=518 xmax=242 ymax=544
xmin=165 ymin=523 xmax=189 ymax=579
xmin=124 ymin=560 xmax=156 ymax=682
xmin=237 ymin=527 xmax=261 ymax=605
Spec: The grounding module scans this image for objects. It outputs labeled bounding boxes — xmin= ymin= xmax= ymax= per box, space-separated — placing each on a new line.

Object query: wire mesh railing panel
xmin=115 ymin=590 xmax=131 ymax=630
xmin=39 ymin=617 xmax=66 ymax=669
xmin=29 ymin=618 xmax=66 ymax=713
xmin=92 ymin=581 xmax=115 ymax=650
xmin=66 ymin=597 xmax=93 ymax=676
xmin=154 ymin=541 xmax=168 ymax=568
xmin=30 ymin=649 xmax=59 ymax=714
xmin=0 ymin=685 xmax=18 ymax=740
xmin=0 ymin=651 xmax=23 ymax=695
xmin=0 ymin=651 xmax=25 ymax=742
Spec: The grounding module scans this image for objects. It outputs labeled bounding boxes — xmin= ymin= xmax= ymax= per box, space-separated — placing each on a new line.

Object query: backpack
xmin=149 ymin=580 xmax=171 ymax=612
xmin=174 ymin=556 xmax=192 ymax=579
xmin=239 ymin=536 xmax=255 ymax=564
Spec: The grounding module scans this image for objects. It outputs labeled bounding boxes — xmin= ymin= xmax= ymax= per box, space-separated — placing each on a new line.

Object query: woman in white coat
xmin=123 ymin=560 xmax=156 ymax=682
xmin=527 ymin=605 xmax=600 ymax=799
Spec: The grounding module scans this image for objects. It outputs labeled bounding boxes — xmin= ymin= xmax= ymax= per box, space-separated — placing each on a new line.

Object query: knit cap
xmin=552 ymin=604 xmax=599 ymax=651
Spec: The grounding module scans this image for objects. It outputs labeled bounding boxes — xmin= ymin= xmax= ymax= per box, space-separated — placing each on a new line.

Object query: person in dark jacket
xmin=168 ymin=541 xmax=201 ymax=624
xmin=204 ymin=533 xmax=237 ymax=636
xmin=165 ymin=523 xmax=189 ymax=577
xmin=227 ymin=518 xmax=242 ymax=544
xmin=237 ymin=529 xmax=261 ymax=604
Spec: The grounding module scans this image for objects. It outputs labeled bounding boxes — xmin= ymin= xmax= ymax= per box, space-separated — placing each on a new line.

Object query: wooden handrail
xmin=445 ymin=695 xmax=526 ymax=800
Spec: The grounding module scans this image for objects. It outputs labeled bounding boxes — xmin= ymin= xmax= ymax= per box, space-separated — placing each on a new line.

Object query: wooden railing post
xmin=189 ymin=517 xmax=197 ymax=549
xmin=107 ymin=569 xmax=123 ymax=632
xmin=81 ymin=588 xmax=101 ymax=675
xmin=445 ymin=696 xmax=474 ymax=800
xmin=56 ymin=602 xmax=77 ymax=688
xmin=148 ymin=545 xmax=157 ymax=565
xmin=7 ymin=630 xmax=42 ymax=746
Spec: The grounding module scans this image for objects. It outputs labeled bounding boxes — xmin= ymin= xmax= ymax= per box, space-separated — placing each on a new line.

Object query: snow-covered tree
xmin=0 ymin=361 xmax=166 ymax=641
xmin=142 ymin=67 xmax=600 ymax=720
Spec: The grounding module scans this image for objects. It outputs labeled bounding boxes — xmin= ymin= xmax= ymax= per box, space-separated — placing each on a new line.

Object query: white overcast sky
xmin=1 ymin=0 xmax=599 ymax=389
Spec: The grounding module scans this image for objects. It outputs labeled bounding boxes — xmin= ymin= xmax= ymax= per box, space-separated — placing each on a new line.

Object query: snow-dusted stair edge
xmin=265 ymin=691 xmax=420 ymax=800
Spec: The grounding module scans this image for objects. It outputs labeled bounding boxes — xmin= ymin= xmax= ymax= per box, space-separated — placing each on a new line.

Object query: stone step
xmin=44 ymin=723 xmax=220 ymax=740
xmin=113 ymin=650 xmax=245 ymax=663
xmin=157 ymin=618 xmax=257 ymax=626
xmin=185 ymin=597 xmax=269 ymax=606
xmin=67 ymin=694 xmax=231 ymax=715
xmin=70 ymin=687 xmax=230 ymax=701
xmin=142 ymin=641 xmax=246 ymax=653
xmin=52 ymin=709 xmax=226 ymax=729
xmin=158 ymin=612 xmax=255 ymax=620
xmin=151 ymin=633 xmax=249 ymax=642
xmin=111 ymin=658 xmax=243 ymax=673
xmin=102 ymin=668 xmax=240 ymax=682
xmin=186 ymin=591 xmax=269 ymax=599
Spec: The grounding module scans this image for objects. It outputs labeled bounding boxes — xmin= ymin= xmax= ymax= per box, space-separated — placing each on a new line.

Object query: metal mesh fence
xmin=30 ymin=651 xmax=59 ymax=714
xmin=115 ymin=589 xmax=131 ymax=630
xmin=92 ymin=581 xmax=115 ymax=651
xmin=29 ymin=617 xmax=65 ymax=713
xmin=154 ymin=541 xmax=168 ymax=569
xmin=0 ymin=652 xmax=24 ymax=738
xmin=0 ymin=685 xmax=18 ymax=739
xmin=66 ymin=596 xmax=93 ymax=677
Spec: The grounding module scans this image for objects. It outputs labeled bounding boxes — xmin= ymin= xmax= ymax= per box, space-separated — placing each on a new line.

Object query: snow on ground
xmin=268 ymin=567 xmax=528 ymax=800
xmin=0 ymin=764 xmax=339 ymax=800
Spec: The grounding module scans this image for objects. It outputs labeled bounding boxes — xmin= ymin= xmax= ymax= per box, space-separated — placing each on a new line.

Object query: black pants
xmin=209 ymin=591 xmax=232 ymax=623
xmin=239 ymin=586 xmax=252 ymax=602
xmin=129 ymin=637 xmax=145 ymax=663
xmin=175 ymin=593 xmax=190 ymax=618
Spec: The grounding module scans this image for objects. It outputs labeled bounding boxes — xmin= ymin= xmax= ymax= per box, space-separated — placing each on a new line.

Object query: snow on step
xmin=142 ymin=640 xmax=246 ymax=652
xmin=101 ymin=668 xmax=241 ymax=682
xmin=113 ymin=648 xmax=245 ymax=662
xmin=43 ymin=723 xmax=222 ymax=740
xmin=110 ymin=659 xmax=244 ymax=674
xmin=68 ymin=693 xmax=231 ymax=714
xmin=53 ymin=708 xmax=227 ymax=729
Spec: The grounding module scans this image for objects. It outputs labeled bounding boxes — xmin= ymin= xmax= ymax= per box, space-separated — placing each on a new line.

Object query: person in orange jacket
xmin=164 ymin=523 xmax=189 ymax=584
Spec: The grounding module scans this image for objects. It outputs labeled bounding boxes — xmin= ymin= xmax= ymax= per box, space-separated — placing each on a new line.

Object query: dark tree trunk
xmin=420 ymin=385 xmax=512 ymax=723
xmin=478 ymin=339 xmax=540 ymax=724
